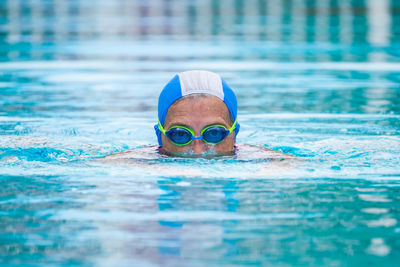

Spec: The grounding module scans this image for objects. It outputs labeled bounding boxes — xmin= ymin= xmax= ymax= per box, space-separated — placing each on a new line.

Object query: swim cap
xmin=154 ymin=70 xmax=240 ymax=147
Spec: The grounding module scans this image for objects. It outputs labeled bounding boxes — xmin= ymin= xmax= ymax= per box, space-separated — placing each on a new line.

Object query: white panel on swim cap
xmin=178 ymin=70 xmax=224 ymax=100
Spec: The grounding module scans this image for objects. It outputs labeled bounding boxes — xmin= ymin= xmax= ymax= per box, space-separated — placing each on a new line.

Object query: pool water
xmin=1 ymin=0 xmax=400 ymax=266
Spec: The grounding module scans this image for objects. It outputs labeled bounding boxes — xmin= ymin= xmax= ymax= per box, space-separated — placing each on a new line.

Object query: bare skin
xmin=102 ymin=94 xmax=297 ymax=163
xmin=160 ymin=94 xmax=235 ymax=156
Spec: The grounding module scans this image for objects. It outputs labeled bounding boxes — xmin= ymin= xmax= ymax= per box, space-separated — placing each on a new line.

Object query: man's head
xmin=154 ymin=70 xmax=240 ymax=156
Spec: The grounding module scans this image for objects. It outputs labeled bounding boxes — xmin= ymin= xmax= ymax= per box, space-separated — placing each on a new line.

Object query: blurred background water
xmin=1 ymin=0 xmax=400 ymax=266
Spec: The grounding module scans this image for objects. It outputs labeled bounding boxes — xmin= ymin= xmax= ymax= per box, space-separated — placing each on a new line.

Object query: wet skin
xmin=160 ymin=95 xmax=235 ymax=156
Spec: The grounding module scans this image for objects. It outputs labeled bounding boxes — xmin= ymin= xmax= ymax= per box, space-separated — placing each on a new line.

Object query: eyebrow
xmin=167 ymin=123 xmax=192 ymax=129
xmin=167 ymin=121 xmax=229 ymax=129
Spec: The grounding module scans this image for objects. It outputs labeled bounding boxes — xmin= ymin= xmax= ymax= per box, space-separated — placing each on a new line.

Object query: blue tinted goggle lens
xmin=165 ymin=127 xmax=192 ymax=145
xmin=202 ymin=126 xmax=229 ymax=143
xmin=165 ymin=126 xmax=229 ymax=145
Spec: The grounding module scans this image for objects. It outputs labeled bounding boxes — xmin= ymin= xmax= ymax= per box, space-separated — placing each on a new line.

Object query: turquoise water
xmin=1 ymin=0 xmax=400 ymax=266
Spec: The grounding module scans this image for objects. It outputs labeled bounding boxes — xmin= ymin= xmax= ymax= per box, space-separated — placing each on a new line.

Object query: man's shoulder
xmin=100 ymin=145 xmax=160 ymax=162
xmin=235 ymin=144 xmax=296 ymax=161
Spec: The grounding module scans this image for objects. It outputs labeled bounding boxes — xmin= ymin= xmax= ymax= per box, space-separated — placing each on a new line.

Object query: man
xmin=154 ymin=70 xmax=240 ymax=157
xmin=104 ymin=70 xmax=293 ymax=162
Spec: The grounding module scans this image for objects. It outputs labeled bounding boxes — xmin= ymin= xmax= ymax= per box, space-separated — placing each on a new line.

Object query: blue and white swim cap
xmin=155 ymin=70 xmax=240 ymax=147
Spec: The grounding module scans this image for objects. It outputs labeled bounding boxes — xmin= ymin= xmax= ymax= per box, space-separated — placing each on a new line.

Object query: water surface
xmin=1 ymin=0 xmax=400 ymax=266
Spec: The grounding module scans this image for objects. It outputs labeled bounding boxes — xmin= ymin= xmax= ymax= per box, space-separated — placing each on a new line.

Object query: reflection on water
xmin=1 ymin=0 xmax=400 ymax=117
xmin=1 ymin=0 xmax=400 ymax=44
xmin=1 ymin=173 xmax=400 ymax=265
xmin=1 ymin=0 xmax=400 ymax=266
xmin=1 ymin=0 xmax=400 ymax=61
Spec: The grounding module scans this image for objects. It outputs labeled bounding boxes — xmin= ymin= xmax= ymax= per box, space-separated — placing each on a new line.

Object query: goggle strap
xmin=158 ymin=119 xmax=166 ymax=135
xmin=229 ymin=118 xmax=237 ymax=133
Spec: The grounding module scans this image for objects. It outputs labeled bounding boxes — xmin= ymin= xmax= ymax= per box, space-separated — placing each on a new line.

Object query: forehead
xmin=164 ymin=94 xmax=231 ymax=126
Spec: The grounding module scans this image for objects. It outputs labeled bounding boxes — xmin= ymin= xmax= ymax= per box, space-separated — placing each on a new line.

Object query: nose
xmin=191 ymin=139 xmax=207 ymax=154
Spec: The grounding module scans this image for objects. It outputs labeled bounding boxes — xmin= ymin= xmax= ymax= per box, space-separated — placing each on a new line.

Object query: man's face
xmin=161 ymin=95 xmax=235 ymax=156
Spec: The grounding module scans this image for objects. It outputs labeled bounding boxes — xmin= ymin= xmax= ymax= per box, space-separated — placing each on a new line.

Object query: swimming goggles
xmin=158 ymin=119 xmax=237 ymax=146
